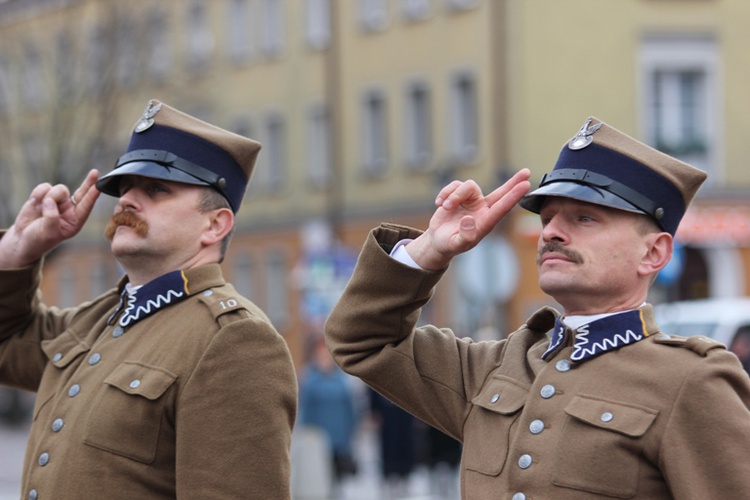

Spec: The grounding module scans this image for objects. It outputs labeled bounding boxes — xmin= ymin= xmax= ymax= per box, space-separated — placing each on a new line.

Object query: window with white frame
xmin=306 ymin=0 xmax=330 ymax=50
xmin=232 ymin=252 xmax=256 ymax=302
xmin=147 ymin=9 xmax=171 ymax=82
xmin=186 ymin=0 xmax=214 ymax=73
xmin=401 ymin=0 xmax=432 ymax=22
xmin=361 ymin=89 xmax=389 ymax=175
xmin=308 ymin=103 xmax=332 ymax=187
xmin=444 ymin=0 xmax=479 ymax=12
xmin=227 ymin=0 xmax=260 ymax=63
xmin=261 ymin=0 xmax=284 ymax=57
xmin=639 ymin=35 xmax=718 ymax=177
xmin=266 ymin=249 xmax=288 ymax=329
xmin=260 ymin=113 xmax=286 ymax=191
xmin=404 ymin=80 xmax=432 ymax=168
xmin=449 ymin=71 xmax=478 ymax=162
xmin=359 ymin=0 xmax=388 ymax=32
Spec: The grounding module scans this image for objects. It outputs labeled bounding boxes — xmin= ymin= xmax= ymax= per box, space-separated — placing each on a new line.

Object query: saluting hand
xmin=0 ymin=169 xmax=100 ymax=269
xmin=405 ymin=169 xmax=531 ymax=271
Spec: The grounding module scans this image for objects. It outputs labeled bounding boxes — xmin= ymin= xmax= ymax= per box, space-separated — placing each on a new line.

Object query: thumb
xmin=456 ymin=216 xmax=479 ymax=249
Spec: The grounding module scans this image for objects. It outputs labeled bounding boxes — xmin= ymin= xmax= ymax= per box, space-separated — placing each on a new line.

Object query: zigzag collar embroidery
xmin=543 ymin=308 xmax=649 ymax=363
xmin=110 ymin=270 xmax=191 ymax=328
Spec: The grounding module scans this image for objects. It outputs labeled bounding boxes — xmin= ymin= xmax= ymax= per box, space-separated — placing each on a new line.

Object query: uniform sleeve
xmin=660 ymin=349 xmax=750 ymax=498
xmin=0 ymin=262 xmax=74 ymax=390
xmin=175 ymin=317 xmax=297 ymax=499
xmin=325 ymin=224 xmax=511 ymax=441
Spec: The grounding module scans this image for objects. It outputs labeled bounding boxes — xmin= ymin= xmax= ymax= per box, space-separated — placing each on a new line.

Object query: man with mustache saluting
xmin=325 ymin=117 xmax=750 ymax=498
xmin=0 ymin=100 xmax=297 ymax=499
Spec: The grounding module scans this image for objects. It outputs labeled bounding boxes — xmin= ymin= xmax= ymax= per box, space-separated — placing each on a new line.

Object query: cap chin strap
xmin=540 ymin=168 xmax=664 ymax=224
xmin=115 ymin=149 xmax=227 ymax=189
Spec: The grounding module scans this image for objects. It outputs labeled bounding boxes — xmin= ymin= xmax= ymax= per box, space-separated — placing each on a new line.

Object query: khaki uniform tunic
xmin=0 ymin=261 xmax=297 ymax=499
xmin=326 ymin=224 xmax=750 ymax=499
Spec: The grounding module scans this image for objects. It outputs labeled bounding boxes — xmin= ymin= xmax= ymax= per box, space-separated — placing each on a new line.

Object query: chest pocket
xmin=84 ymin=362 xmax=177 ymax=464
xmin=552 ymin=395 xmax=659 ymax=498
xmin=463 ymin=375 xmax=528 ymax=476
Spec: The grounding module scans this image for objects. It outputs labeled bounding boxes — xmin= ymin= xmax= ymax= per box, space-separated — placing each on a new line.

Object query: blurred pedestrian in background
xmin=730 ymin=327 xmax=750 ymax=372
xmin=368 ymin=388 xmax=419 ymax=499
xmin=299 ymin=338 xmax=358 ymax=492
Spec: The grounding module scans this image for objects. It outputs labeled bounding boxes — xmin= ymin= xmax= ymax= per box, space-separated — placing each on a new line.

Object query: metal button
xmin=88 ymin=353 xmax=102 ymax=365
xmin=52 ymin=418 xmax=64 ymax=432
xmin=112 ymin=326 xmax=125 ymax=338
xmin=129 ymin=380 xmax=141 ymax=389
xmin=540 ymin=384 xmax=556 ymax=399
xmin=68 ymin=384 xmax=80 ymax=397
xmin=600 ymin=412 xmax=614 ymax=423
xmin=518 ymin=454 xmax=532 ymax=469
xmin=490 ymin=393 xmax=500 ymax=404
xmin=512 ymin=494 xmax=526 ymax=500
xmin=52 ymin=352 xmax=62 ymax=362
xmin=529 ymin=419 xmax=545 ymax=435
xmin=555 ymin=359 xmax=571 ymax=372
xmin=38 ymin=452 xmax=49 ymax=466
xmin=29 ymin=489 xmax=38 ymax=500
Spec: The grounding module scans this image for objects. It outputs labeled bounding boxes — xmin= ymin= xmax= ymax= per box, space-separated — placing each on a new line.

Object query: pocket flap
xmin=564 ymin=395 xmax=658 ymax=437
xmin=104 ymin=362 xmax=177 ymax=400
xmin=41 ymin=331 xmax=90 ymax=368
xmin=472 ymin=375 xmax=528 ymax=415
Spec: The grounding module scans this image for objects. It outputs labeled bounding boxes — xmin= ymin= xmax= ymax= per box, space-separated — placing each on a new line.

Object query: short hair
xmin=198 ymin=188 xmax=234 ymax=262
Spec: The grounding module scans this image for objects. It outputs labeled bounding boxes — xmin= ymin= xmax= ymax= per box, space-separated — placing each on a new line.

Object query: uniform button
xmin=38 ymin=452 xmax=50 ymax=466
xmin=518 ymin=454 xmax=532 ymax=469
xmin=129 ymin=380 xmax=141 ymax=389
xmin=112 ymin=326 xmax=125 ymax=338
xmin=555 ymin=359 xmax=571 ymax=372
xmin=600 ymin=412 xmax=614 ymax=423
xmin=512 ymin=494 xmax=526 ymax=500
xmin=529 ymin=419 xmax=545 ymax=435
xmin=68 ymin=384 xmax=80 ymax=397
xmin=28 ymin=489 xmax=38 ymax=500
xmin=52 ymin=418 xmax=64 ymax=432
xmin=203 ymin=290 xmax=213 ymax=296
xmin=88 ymin=353 xmax=102 ymax=365
xmin=490 ymin=393 xmax=500 ymax=404
xmin=540 ymin=384 xmax=556 ymax=399
xmin=52 ymin=352 xmax=62 ymax=362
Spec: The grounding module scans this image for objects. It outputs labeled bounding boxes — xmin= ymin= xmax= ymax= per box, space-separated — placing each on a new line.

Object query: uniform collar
xmin=108 ymin=264 xmax=226 ymax=327
xmin=542 ymin=305 xmax=658 ymax=363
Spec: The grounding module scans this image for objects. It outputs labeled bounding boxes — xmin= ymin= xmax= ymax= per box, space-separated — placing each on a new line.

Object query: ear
xmin=638 ymin=232 xmax=673 ymax=277
xmin=200 ymin=208 xmax=234 ymax=247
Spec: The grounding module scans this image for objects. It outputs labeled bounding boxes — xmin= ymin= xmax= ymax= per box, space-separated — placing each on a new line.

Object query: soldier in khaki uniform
xmin=326 ymin=117 xmax=750 ymax=499
xmin=0 ymin=100 xmax=297 ymax=499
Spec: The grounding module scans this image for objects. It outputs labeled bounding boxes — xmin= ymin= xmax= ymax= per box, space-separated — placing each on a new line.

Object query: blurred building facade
xmin=2 ymin=0 xmax=750 ymax=366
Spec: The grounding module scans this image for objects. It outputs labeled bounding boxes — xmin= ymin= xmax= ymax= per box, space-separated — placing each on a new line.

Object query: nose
xmin=540 ymin=213 xmax=568 ymax=245
xmin=116 ymin=184 xmax=141 ymax=212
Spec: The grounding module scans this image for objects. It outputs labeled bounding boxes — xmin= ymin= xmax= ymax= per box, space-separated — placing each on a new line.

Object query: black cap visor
xmin=96 ymin=161 xmax=210 ymax=197
xmin=519 ymin=181 xmax=646 ymax=214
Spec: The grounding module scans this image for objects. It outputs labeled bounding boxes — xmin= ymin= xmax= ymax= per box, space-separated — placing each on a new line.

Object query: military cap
xmin=519 ymin=117 xmax=707 ymax=236
xmin=96 ymin=99 xmax=261 ymax=213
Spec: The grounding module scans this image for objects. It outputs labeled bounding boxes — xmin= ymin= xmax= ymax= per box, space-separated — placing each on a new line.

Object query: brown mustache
xmin=104 ymin=211 xmax=149 ymax=241
xmin=537 ymin=242 xmax=583 ymax=265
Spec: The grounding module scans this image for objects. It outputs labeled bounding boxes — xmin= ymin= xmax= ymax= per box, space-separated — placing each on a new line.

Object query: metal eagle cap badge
xmin=568 ymin=118 xmax=602 ymax=150
xmin=134 ymin=100 xmax=163 ymax=133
